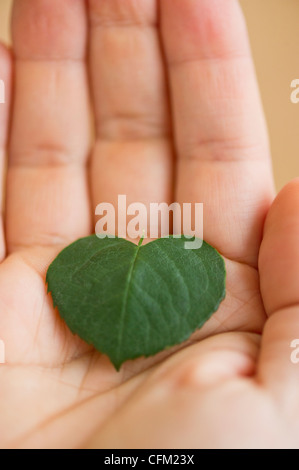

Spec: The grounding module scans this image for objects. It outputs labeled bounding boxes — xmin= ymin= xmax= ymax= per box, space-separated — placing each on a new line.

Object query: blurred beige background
xmin=0 ymin=0 xmax=298 ymax=191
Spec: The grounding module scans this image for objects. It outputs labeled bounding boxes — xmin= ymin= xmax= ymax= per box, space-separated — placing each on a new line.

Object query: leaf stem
xmin=138 ymin=234 xmax=145 ymax=247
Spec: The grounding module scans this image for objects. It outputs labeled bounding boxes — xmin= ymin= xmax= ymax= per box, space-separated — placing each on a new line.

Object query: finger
xmin=0 ymin=44 xmax=11 ymax=261
xmin=6 ymin=0 xmax=91 ymax=253
xmin=88 ymin=0 xmax=173 ymax=240
xmin=160 ymin=0 xmax=274 ymax=265
xmin=258 ymin=180 xmax=299 ymax=399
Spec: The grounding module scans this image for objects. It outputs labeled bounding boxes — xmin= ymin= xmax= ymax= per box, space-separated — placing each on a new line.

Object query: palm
xmin=1 ymin=0 xmax=290 ymax=449
xmin=0 ymin=245 xmax=265 ymax=448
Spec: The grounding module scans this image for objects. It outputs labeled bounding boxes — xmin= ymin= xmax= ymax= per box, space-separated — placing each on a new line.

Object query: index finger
xmin=160 ymin=0 xmax=275 ymax=266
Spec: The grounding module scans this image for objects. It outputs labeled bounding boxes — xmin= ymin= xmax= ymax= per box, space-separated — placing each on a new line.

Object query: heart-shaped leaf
xmin=46 ymin=235 xmax=226 ymax=370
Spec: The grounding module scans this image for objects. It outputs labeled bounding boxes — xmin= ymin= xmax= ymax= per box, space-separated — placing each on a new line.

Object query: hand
xmin=0 ymin=0 xmax=293 ymax=449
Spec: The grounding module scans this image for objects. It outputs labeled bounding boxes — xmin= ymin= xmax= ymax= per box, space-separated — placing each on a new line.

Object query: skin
xmin=0 ymin=0 xmax=298 ymax=449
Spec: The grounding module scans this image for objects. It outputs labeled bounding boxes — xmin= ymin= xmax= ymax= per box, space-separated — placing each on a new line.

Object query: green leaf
xmin=46 ymin=235 xmax=226 ymax=370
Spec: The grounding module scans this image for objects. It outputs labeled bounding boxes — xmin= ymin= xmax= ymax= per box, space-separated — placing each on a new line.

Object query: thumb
xmin=258 ymin=179 xmax=299 ymax=400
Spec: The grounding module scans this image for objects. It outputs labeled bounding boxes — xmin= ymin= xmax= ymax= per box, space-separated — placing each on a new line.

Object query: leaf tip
xmin=112 ymin=359 xmax=122 ymax=372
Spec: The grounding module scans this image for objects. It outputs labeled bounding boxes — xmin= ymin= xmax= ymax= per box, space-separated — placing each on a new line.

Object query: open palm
xmin=1 ymin=0 xmax=296 ymax=449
